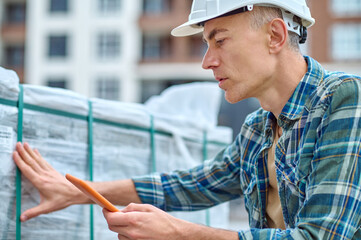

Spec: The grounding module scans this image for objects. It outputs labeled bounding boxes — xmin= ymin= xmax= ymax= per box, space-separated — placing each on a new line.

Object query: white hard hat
xmin=171 ymin=0 xmax=315 ymax=43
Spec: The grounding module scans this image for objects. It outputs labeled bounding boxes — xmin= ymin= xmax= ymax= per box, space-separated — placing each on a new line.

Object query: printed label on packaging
xmin=0 ymin=125 xmax=13 ymax=153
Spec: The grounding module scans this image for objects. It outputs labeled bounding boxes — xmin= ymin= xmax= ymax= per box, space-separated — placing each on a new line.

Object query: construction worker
xmin=13 ymin=0 xmax=361 ymax=239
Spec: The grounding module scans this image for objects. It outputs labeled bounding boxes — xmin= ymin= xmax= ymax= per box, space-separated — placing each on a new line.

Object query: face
xmin=202 ymin=12 xmax=275 ymax=103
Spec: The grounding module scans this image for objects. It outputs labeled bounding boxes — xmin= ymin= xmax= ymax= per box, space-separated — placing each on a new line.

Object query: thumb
xmin=20 ymin=202 xmax=51 ymax=222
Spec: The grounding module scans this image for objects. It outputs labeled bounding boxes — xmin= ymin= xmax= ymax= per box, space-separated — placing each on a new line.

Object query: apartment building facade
xmin=0 ymin=0 xmax=360 ymax=112
xmin=24 ymin=0 xmax=141 ymax=102
xmin=137 ymin=0 xmax=213 ymax=102
xmin=309 ymin=0 xmax=361 ymax=75
xmin=0 ymin=0 xmax=26 ymax=82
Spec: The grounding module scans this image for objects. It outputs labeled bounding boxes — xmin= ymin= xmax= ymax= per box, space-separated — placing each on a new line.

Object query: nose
xmin=202 ymin=48 xmax=220 ymax=70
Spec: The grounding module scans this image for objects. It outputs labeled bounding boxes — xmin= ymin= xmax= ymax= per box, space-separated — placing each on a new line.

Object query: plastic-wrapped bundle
xmin=0 ymin=67 xmax=233 ymax=240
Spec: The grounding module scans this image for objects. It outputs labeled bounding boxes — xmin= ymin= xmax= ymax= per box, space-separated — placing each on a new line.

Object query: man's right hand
xmin=12 ymin=142 xmax=87 ymax=221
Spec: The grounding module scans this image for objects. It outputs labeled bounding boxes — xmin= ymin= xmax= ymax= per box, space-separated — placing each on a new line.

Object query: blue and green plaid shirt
xmin=133 ymin=56 xmax=361 ymax=239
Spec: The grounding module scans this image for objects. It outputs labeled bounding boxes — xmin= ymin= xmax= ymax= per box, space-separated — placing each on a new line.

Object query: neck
xmin=257 ymin=52 xmax=307 ymax=118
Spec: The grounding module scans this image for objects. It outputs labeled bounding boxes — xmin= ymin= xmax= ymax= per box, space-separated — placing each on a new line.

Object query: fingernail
xmin=20 ymin=215 xmax=28 ymax=222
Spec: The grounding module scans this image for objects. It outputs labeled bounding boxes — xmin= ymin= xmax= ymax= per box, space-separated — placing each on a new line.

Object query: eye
xmin=215 ymin=39 xmax=225 ymax=46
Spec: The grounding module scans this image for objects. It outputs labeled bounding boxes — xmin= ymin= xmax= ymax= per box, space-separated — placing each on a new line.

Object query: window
xmin=97 ymin=32 xmax=121 ymax=59
xmin=99 ymin=0 xmax=122 ymax=13
xmin=50 ymin=0 xmax=68 ymax=12
xmin=142 ymin=35 xmax=172 ymax=60
xmin=4 ymin=46 xmax=24 ymax=67
xmin=143 ymin=0 xmax=171 ymax=14
xmin=47 ymin=79 xmax=68 ymax=89
xmin=5 ymin=3 xmax=26 ymax=23
xmin=96 ymin=77 xmax=120 ymax=100
xmin=331 ymin=23 xmax=361 ymax=60
xmin=331 ymin=0 xmax=361 ymax=15
xmin=48 ymin=35 xmax=68 ymax=58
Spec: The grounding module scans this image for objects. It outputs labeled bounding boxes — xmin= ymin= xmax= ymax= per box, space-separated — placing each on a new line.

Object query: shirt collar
xmin=262 ymin=56 xmax=325 ymax=134
xmin=278 ymin=56 xmax=325 ymax=122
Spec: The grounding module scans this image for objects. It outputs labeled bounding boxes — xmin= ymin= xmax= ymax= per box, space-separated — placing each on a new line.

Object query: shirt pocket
xmin=279 ymin=175 xmax=306 ymax=227
xmin=243 ymin=176 xmax=261 ymax=228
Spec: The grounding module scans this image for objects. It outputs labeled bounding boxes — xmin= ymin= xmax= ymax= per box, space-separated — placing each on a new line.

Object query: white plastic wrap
xmin=0 ymin=67 xmax=233 ymax=240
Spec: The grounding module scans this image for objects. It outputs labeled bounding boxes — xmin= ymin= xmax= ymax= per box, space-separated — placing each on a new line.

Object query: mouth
xmin=215 ymin=77 xmax=228 ymax=88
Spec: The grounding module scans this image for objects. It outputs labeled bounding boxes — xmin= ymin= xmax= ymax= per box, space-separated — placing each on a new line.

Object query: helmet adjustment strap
xmin=299 ymin=26 xmax=307 ymax=44
xmin=281 ymin=9 xmax=307 ymax=44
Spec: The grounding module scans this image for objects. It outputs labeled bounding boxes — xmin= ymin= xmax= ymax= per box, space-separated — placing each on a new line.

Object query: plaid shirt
xmin=133 ymin=56 xmax=361 ymax=239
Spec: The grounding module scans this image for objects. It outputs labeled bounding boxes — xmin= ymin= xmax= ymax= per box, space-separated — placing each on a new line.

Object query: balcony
xmin=138 ymin=0 xmax=190 ymax=32
xmin=1 ymin=23 xmax=26 ymax=43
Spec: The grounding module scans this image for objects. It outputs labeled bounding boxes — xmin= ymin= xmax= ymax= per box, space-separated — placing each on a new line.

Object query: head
xmin=200 ymin=6 xmax=291 ymax=103
xmin=171 ymin=0 xmax=314 ymax=103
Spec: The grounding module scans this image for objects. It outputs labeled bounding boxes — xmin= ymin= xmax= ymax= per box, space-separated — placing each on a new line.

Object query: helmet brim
xmin=171 ymin=23 xmax=204 ymax=37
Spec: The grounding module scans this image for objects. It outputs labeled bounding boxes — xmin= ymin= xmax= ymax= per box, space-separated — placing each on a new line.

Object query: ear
xmin=267 ymin=18 xmax=288 ymax=54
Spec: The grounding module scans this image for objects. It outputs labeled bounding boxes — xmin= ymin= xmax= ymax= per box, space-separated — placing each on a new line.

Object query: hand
xmin=103 ymin=203 xmax=186 ymax=240
xmin=103 ymin=203 xmax=239 ymax=240
xmin=12 ymin=142 xmax=84 ymax=221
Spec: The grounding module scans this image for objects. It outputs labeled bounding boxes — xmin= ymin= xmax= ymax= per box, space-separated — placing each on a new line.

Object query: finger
xmin=122 ymin=203 xmax=154 ymax=213
xmin=103 ymin=210 xmax=134 ymax=238
xmin=33 ymin=148 xmax=53 ymax=170
xmin=13 ymin=151 xmax=38 ymax=181
xmin=23 ymin=142 xmax=38 ymax=159
xmin=104 ymin=211 xmax=149 ymax=239
xmin=111 ymin=225 xmax=137 ymax=240
xmin=103 ymin=208 xmax=128 ymax=227
xmin=118 ymin=233 xmax=131 ymax=240
xmin=33 ymin=148 xmax=41 ymax=157
xmin=23 ymin=142 xmax=51 ymax=170
xmin=15 ymin=142 xmax=42 ymax=173
xmin=20 ymin=202 xmax=52 ymax=222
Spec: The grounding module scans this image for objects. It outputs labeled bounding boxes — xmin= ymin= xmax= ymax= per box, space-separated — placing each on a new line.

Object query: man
xmin=13 ymin=0 xmax=361 ymax=239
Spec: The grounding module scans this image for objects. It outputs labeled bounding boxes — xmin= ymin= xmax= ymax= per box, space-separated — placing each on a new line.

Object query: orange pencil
xmin=65 ymin=173 xmax=119 ymax=212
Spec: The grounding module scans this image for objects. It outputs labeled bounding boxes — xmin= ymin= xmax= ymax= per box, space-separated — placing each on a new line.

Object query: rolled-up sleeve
xmin=132 ymin=138 xmax=242 ymax=212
